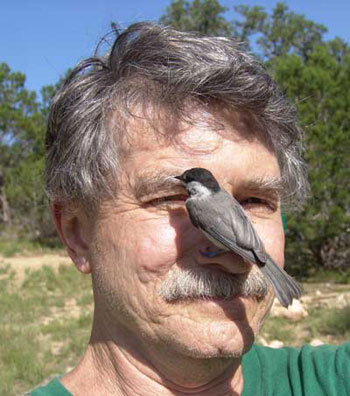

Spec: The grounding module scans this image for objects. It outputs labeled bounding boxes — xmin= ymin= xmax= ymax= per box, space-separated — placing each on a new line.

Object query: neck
xmin=61 ymin=312 xmax=244 ymax=396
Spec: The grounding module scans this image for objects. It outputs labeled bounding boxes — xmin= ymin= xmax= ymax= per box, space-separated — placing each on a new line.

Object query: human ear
xmin=51 ymin=202 xmax=92 ymax=274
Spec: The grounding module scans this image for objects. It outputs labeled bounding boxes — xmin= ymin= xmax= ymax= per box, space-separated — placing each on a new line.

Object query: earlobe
xmin=70 ymin=254 xmax=91 ymax=274
xmin=51 ymin=202 xmax=92 ymax=274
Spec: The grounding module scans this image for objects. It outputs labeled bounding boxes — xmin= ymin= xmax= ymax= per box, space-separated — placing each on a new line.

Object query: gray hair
xmin=158 ymin=266 xmax=270 ymax=301
xmin=46 ymin=22 xmax=309 ymax=209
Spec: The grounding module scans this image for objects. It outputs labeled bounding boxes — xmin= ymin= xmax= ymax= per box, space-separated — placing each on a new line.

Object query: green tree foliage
xmin=160 ymin=1 xmax=350 ymax=271
xmin=272 ymin=42 xmax=350 ymax=272
xmin=0 ymin=63 xmax=42 ymax=165
xmin=0 ymin=63 xmax=55 ymax=241
xmin=234 ymin=2 xmax=327 ymax=59
xmin=160 ymin=0 xmax=232 ymax=35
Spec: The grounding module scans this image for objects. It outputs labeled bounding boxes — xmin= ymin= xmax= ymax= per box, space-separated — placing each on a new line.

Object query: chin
xmin=203 ymin=326 xmax=254 ymax=359
xmin=181 ymin=336 xmax=254 ymax=361
xmin=162 ymin=315 xmax=257 ymax=361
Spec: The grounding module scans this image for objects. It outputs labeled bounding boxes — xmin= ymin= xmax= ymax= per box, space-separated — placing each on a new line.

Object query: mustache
xmin=158 ymin=266 xmax=270 ymax=301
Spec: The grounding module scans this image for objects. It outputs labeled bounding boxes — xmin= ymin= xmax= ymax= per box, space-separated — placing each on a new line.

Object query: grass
xmin=260 ymin=317 xmax=298 ymax=344
xmin=0 ymin=237 xmax=62 ymax=257
xmin=259 ymin=304 xmax=350 ymax=347
xmin=318 ymin=305 xmax=350 ymax=337
xmin=0 ymin=261 xmax=93 ymax=396
xmin=305 ymin=268 xmax=350 ymax=284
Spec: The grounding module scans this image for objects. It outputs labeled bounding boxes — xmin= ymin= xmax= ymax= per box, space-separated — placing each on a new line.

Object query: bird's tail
xmin=260 ymin=258 xmax=302 ymax=308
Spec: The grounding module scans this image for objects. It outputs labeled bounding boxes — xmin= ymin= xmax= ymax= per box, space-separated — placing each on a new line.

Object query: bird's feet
xmin=199 ymin=246 xmax=226 ymax=258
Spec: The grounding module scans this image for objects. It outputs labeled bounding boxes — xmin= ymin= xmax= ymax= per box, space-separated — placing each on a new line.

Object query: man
xmin=31 ymin=22 xmax=350 ymax=395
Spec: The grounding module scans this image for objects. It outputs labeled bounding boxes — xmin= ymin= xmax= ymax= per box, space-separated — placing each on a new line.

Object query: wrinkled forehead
xmin=111 ymin=103 xmax=275 ymax=159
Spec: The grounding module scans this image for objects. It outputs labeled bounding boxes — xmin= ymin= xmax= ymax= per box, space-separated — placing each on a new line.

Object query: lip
xmin=177 ymin=294 xmax=256 ymax=308
xmin=183 ymin=295 xmax=257 ymax=320
xmin=196 ymin=294 xmax=255 ymax=303
xmin=204 ymin=296 xmax=238 ymax=302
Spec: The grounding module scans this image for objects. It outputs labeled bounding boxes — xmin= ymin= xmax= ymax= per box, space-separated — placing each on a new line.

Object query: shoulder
xmin=242 ymin=343 xmax=350 ymax=396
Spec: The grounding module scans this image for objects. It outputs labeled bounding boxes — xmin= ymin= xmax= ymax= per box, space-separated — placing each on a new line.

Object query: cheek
xmin=137 ymin=226 xmax=177 ymax=277
xmin=134 ymin=215 xmax=194 ymax=282
xmin=254 ymin=218 xmax=285 ymax=266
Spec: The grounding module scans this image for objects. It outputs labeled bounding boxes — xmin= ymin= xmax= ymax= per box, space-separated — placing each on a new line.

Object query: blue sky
xmin=1 ymin=0 xmax=349 ymax=95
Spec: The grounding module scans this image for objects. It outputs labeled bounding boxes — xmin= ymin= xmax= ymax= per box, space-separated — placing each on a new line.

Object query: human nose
xmin=193 ymin=241 xmax=253 ymax=275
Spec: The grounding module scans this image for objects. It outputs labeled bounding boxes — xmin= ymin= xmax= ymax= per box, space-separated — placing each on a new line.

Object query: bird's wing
xmin=187 ymin=191 xmax=268 ymax=264
xmin=187 ymin=190 xmax=302 ymax=308
xmin=205 ymin=225 xmax=261 ymax=265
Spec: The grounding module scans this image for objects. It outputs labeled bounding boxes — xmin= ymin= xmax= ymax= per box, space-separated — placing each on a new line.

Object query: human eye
xmin=239 ymin=196 xmax=277 ymax=214
xmin=146 ymin=193 xmax=188 ymax=210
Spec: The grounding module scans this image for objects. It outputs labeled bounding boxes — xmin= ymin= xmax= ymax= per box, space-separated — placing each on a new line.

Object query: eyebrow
xmin=238 ymin=176 xmax=285 ymax=199
xmin=132 ymin=169 xmax=184 ymax=200
xmin=133 ymin=169 xmax=285 ymax=200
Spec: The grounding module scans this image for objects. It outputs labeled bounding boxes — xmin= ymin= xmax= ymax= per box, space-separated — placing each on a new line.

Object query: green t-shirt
xmin=29 ymin=343 xmax=350 ymax=395
xmin=242 ymin=343 xmax=350 ymax=395
xmin=29 ymin=377 xmax=71 ymax=396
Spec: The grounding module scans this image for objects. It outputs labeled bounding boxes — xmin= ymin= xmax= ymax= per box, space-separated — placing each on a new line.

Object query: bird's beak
xmin=174 ymin=175 xmax=182 ymax=181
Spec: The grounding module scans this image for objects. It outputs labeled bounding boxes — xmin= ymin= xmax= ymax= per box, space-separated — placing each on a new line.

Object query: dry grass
xmin=0 ymin=256 xmax=93 ymax=395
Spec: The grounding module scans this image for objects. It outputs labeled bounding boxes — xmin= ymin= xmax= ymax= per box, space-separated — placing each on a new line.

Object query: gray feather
xmin=260 ymin=257 xmax=302 ymax=308
xmin=186 ymin=189 xmax=302 ymax=307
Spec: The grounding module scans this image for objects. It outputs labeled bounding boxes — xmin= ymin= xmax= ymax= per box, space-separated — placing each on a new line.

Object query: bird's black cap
xmin=176 ymin=168 xmax=220 ymax=192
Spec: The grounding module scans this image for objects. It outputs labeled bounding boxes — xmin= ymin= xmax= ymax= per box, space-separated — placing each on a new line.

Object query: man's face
xmin=86 ymin=109 xmax=284 ymax=361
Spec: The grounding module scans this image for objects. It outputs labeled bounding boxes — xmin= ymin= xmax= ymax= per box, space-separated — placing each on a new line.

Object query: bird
xmin=175 ymin=167 xmax=302 ymax=308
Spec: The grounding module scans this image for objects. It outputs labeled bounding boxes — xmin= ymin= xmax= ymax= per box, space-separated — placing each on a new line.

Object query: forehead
xmin=119 ymin=105 xmax=272 ymax=152
xmin=118 ymin=106 xmax=280 ymax=184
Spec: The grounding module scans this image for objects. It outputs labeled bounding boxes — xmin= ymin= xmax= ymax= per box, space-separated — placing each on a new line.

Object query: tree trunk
xmin=0 ymin=168 xmax=11 ymax=225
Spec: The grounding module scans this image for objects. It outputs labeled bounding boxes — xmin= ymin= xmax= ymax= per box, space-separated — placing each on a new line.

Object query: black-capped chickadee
xmin=175 ymin=167 xmax=302 ymax=308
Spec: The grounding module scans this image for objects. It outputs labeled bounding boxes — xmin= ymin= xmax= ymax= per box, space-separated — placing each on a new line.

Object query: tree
xmin=0 ymin=63 xmax=41 ymax=226
xmin=233 ymin=2 xmax=327 ymax=60
xmin=160 ymin=0 xmax=232 ymax=36
xmin=272 ymin=41 xmax=350 ymax=271
xmin=0 ymin=63 xmax=56 ymax=240
xmin=0 ymin=168 xmax=10 ymax=224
